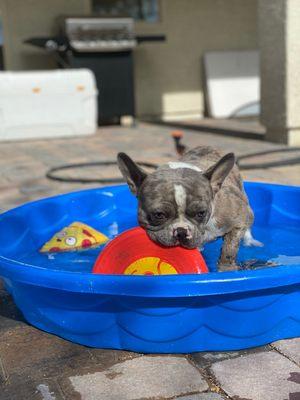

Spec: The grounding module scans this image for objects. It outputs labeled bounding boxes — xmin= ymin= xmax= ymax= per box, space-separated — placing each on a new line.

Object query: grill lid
xmin=64 ymin=17 xmax=137 ymax=52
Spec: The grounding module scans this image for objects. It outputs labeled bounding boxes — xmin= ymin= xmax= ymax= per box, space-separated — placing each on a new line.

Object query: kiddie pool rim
xmin=0 ymin=182 xmax=300 ymax=298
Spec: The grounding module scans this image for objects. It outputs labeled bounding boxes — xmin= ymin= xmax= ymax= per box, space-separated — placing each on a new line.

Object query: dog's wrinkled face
xmin=137 ymin=169 xmax=213 ymax=248
xmin=117 ymin=152 xmax=234 ymax=249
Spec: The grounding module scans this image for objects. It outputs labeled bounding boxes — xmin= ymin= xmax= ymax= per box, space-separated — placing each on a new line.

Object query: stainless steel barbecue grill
xmin=64 ymin=17 xmax=137 ymax=52
xmin=24 ymin=17 xmax=166 ymax=124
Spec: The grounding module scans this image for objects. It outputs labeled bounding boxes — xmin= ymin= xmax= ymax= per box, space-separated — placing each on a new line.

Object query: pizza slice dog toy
xmin=40 ymin=222 xmax=109 ymax=253
xmin=93 ymin=227 xmax=208 ymax=275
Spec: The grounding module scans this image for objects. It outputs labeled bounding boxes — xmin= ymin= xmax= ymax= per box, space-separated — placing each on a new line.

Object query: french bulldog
xmin=117 ymin=146 xmax=262 ymax=271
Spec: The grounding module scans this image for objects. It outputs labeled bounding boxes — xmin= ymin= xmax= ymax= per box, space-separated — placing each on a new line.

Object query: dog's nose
xmin=174 ymin=227 xmax=188 ymax=241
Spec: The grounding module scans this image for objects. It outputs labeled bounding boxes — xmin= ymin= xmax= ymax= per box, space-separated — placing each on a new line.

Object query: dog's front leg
xmin=218 ymin=227 xmax=246 ymax=271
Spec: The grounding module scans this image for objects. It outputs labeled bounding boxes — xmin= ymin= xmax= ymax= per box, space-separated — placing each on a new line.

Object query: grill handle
xmin=136 ymin=34 xmax=166 ymax=43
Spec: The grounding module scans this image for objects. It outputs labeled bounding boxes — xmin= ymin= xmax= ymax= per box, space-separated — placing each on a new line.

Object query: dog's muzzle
xmin=173 ymin=226 xmax=192 ymax=243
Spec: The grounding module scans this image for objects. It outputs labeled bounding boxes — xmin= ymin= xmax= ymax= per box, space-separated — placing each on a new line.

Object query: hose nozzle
xmin=171 ymin=130 xmax=186 ymax=156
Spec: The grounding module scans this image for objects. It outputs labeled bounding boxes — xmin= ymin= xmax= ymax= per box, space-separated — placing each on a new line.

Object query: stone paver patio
xmin=0 ymin=122 xmax=300 ymax=400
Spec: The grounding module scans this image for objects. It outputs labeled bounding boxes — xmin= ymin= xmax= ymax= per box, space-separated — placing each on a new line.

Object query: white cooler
xmin=0 ymin=69 xmax=98 ymax=141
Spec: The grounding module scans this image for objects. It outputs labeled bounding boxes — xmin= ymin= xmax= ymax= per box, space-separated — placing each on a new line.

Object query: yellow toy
xmin=40 ymin=222 xmax=109 ymax=253
xmin=124 ymin=257 xmax=178 ymax=275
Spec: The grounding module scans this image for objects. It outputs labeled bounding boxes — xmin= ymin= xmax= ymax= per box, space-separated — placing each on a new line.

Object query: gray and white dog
xmin=117 ymin=146 xmax=262 ymax=271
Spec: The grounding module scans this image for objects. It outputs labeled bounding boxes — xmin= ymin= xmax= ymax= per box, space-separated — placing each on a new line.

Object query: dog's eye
xmin=153 ymin=212 xmax=167 ymax=220
xmin=149 ymin=211 xmax=168 ymax=225
xmin=195 ymin=210 xmax=206 ymax=220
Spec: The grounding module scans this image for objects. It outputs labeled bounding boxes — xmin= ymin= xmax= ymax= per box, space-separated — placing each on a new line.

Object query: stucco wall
xmin=134 ymin=0 xmax=258 ymax=120
xmin=0 ymin=0 xmax=258 ymax=120
xmin=0 ymin=0 xmax=90 ymax=70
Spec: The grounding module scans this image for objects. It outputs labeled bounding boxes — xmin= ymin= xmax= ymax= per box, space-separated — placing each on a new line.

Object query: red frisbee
xmin=92 ymin=227 xmax=208 ymax=275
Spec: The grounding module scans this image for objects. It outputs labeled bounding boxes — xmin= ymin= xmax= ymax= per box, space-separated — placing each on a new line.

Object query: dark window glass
xmin=92 ymin=0 xmax=159 ymax=22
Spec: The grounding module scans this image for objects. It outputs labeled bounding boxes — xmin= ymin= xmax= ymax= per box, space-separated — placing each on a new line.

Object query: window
xmin=92 ymin=0 xmax=159 ymax=22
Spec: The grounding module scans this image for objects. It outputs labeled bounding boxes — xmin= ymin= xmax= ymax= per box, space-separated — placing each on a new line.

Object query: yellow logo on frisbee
xmin=124 ymin=257 xmax=178 ymax=275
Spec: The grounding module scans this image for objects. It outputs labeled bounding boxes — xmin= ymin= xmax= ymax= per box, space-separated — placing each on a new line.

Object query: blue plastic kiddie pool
xmin=0 ymin=182 xmax=300 ymax=353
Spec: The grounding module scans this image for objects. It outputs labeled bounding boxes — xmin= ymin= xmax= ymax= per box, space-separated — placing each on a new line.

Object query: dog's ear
xmin=117 ymin=153 xmax=147 ymax=195
xmin=204 ymin=153 xmax=235 ymax=194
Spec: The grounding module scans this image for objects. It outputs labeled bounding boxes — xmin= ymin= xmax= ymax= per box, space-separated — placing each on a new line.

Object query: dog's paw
xmin=243 ymin=229 xmax=264 ymax=247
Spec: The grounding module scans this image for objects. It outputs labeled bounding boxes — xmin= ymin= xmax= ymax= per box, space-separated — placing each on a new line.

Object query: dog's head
xmin=117 ymin=152 xmax=235 ymax=249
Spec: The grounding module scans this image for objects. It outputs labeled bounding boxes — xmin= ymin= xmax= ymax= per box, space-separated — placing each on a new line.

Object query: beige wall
xmin=134 ymin=0 xmax=258 ymax=120
xmin=0 ymin=0 xmax=90 ymax=70
xmin=0 ymin=0 xmax=258 ymax=120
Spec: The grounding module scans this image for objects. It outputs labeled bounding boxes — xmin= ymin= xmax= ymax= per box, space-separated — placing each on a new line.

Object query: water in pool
xmin=15 ymin=223 xmax=300 ymax=273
